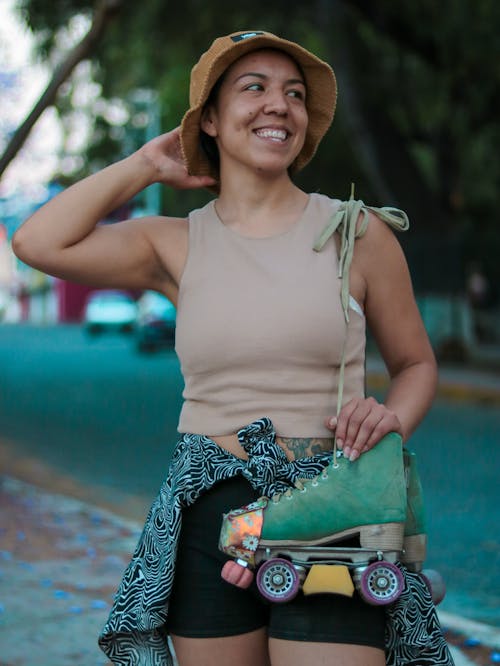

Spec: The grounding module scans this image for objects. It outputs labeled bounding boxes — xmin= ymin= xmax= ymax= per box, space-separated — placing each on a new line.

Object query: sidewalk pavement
xmin=1 ymin=473 xmax=499 ymax=666
xmin=366 ymin=355 xmax=500 ymax=405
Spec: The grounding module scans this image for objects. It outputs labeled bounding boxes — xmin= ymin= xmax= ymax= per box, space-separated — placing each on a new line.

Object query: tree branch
xmin=0 ymin=0 xmax=123 ymax=180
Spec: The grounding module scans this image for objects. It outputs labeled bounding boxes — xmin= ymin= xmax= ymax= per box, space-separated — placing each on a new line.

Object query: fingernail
xmin=329 ymin=417 xmax=337 ymax=428
xmin=342 ymin=444 xmax=350 ymax=457
xmin=349 ymin=450 xmax=359 ymax=462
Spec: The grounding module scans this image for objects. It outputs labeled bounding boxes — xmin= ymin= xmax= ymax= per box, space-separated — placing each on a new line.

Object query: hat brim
xmin=180 ymin=33 xmax=337 ymax=183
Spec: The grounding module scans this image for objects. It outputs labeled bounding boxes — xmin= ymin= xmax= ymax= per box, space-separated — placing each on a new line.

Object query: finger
xmin=186 ymin=175 xmax=218 ymax=189
xmin=341 ymin=398 xmax=378 ymax=457
xmin=335 ymin=399 xmax=360 ymax=450
xmin=347 ymin=411 xmax=385 ymax=461
xmin=324 ymin=416 xmax=337 ymax=432
xmin=349 ymin=410 xmax=403 ymax=460
xmin=175 ymin=174 xmax=218 ymax=190
xmin=361 ymin=413 xmax=403 ymax=452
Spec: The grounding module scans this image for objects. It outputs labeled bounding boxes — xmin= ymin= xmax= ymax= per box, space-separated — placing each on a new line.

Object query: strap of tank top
xmin=313 ymin=185 xmax=409 ymax=324
xmin=312 ymin=186 xmax=410 ymax=439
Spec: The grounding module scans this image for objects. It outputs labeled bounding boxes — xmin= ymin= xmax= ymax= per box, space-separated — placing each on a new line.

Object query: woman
xmin=13 ymin=31 xmax=446 ymax=666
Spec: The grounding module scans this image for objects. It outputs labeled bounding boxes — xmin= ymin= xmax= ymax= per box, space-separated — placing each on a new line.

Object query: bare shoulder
xmin=352 ymin=210 xmax=408 ymax=281
xmin=352 ymin=209 xmax=435 ymax=381
xmin=356 ymin=210 xmax=404 ymax=255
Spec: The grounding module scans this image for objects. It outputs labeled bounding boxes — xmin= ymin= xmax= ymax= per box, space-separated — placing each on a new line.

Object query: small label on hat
xmin=231 ymin=32 xmax=265 ymax=42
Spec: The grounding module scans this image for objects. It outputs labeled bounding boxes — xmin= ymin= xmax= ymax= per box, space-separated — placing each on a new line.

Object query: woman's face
xmin=201 ymin=49 xmax=308 ymax=178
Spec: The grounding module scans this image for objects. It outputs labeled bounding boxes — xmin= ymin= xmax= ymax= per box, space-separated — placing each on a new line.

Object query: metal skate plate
xmin=255 ymin=546 xmax=400 ymax=568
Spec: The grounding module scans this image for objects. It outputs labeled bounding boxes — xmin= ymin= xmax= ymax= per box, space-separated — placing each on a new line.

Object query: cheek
xmin=217 ymin=102 xmax=258 ymax=135
xmin=234 ymin=108 xmax=257 ymax=129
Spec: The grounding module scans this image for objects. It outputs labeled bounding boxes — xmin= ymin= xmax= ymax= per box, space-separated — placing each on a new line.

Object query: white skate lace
xmin=270 ymin=452 xmax=344 ymax=503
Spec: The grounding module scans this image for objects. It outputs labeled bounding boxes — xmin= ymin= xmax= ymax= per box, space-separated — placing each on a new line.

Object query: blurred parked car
xmin=83 ymin=290 xmax=137 ymax=334
xmin=135 ymin=290 xmax=176 ymax=352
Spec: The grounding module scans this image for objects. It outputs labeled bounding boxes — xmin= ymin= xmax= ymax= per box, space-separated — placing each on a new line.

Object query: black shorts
xmin=167 ymin=475 xmax=385 ymax=648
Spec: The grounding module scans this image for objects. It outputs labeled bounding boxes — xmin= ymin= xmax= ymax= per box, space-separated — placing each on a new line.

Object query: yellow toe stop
xmin=302 ymin=565 xmax=355 ymax=597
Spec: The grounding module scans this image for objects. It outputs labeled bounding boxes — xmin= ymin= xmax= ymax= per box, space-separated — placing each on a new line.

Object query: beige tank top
xmin=175 ymin=192 xmax=366 ymax=438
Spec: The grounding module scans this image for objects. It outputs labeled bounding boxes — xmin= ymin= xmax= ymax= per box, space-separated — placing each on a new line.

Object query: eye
xmin=287 ymin=89 xmax=305 ymax=100
xmin=245 ymin=82 xmax=264 ymax=92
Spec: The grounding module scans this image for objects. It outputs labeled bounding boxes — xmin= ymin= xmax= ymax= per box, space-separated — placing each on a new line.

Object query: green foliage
xmin=12 ymin=0 xmax=500 ymax=290
xmin=338 ymin=0 xmax=500 ymax=287
xmin=16 ymin=0 xmax=94 ymax=57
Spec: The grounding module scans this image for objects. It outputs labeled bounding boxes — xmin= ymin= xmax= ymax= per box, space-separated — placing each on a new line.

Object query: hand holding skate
xmin=325 ymin=396 xmax=403 ymax=462
xmin=220 ymin=432 xmax=408 ymax=605
xmin=219 ymin=432 xmax=445 ymax=606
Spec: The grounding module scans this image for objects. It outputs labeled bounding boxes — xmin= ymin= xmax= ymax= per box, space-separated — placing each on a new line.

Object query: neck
xmin=216 ymin=170 xmax=308 ymax=238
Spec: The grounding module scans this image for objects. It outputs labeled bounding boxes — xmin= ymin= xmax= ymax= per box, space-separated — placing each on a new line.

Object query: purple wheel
xmin=359 ymin=561 xmax=404 ymax=606
xmin=256 ymin=558 xmax=300 ymax=603
xmin=421 ymin=568 xmax=446 ymax=606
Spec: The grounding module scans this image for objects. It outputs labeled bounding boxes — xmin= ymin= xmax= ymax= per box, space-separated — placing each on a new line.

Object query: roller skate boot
xmin=219 ymin=432 xmax=408 ymax=606
xmin=402 ymin=449 xmax=446 ymax=604
xmin=402 ymin=449 xmax=427 ymax=572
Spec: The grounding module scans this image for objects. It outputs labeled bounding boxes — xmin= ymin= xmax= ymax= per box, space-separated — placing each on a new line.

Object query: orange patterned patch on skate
xmin=219 ymin=498 xmax=267 ymax=565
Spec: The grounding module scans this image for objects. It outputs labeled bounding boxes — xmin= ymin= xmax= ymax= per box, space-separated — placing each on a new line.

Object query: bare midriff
xmin=210 ymin=433 xmax=335 ymax=462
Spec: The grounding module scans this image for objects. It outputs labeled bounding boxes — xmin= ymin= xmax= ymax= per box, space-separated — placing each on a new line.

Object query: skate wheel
xmin=256 ymin=558 xmax=300 ymax=603
xmin=421 ymin=568 xmax=446 ymax=606
xmin=359 ymin=561 xmax=404 ymax=606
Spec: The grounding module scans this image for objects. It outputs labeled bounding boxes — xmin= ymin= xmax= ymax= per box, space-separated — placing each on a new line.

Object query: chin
xmin=254 ymin=156 xmax=297 ymax=176
xmin=258 ymin=147 xmax=302 ymax=173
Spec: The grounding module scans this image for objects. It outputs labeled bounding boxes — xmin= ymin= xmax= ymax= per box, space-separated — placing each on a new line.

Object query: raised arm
xmin=12 ymin=128 xmax=216 ymax=296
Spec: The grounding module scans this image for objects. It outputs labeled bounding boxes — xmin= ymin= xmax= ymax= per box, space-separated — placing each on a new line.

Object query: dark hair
xmin=199 ymin=73 xmax=225 ymax=174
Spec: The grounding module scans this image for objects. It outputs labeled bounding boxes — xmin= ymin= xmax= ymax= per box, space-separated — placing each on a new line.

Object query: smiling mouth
xmin=254 ymin=128 xmax=289 ymax=142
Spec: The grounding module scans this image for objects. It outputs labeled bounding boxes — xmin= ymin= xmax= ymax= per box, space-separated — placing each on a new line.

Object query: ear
xmin=201 ymin=106 xmax=218 ymax=137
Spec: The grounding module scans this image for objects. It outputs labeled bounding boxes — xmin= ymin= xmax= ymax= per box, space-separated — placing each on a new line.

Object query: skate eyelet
xmin=311 ymin=480 xmax=318 ymax=487
xmin=332 ymin=461 xmax=340 ymax=469
xmin=299 ymin=486 xmax=307 ymax=493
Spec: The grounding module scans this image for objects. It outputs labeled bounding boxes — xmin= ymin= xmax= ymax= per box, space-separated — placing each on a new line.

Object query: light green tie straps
xmin=313 ymin=186 xmax=410 ymax=429
xmin=313 ymin=185 xmax=409 ymax=324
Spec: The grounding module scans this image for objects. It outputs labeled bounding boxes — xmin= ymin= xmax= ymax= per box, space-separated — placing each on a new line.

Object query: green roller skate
xmin=219 ymin=432 xmax=408 ymax=606
xmin=402 ymin=449 xmax=446 ymax=604
xmin=402 ymin=449 xmax=427 ymax=572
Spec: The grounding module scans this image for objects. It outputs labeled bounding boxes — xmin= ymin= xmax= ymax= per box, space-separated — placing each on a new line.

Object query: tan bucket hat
xmin=180 ymin=30 xmax=337 ymax=181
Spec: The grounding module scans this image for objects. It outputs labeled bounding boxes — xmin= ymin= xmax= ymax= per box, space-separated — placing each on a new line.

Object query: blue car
xmin=135 ymin=291 xmax=176 ymax=352
xmin=83 ymin=289 xmax=137 ymax=334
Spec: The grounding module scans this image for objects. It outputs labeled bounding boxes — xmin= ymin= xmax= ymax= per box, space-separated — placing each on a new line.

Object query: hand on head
xmin=137 ymin=127 xmax=217 ymax=190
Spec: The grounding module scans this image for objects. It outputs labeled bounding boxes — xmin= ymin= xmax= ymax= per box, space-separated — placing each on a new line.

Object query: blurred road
xmin=0 ymin=323 xmax=184 ymax=499
xmin=1 ymin=323 xmax=499 ymax=628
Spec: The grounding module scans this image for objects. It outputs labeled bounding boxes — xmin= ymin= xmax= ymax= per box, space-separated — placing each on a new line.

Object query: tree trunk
xmin=0 ymin=0 xmax=123 ymax=180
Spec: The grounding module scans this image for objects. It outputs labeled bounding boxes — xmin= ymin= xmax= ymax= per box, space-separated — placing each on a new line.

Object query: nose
xmin=263 ymin=88 xmax=288 ymax=115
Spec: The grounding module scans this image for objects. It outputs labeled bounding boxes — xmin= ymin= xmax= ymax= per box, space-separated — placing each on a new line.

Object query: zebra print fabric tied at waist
xmin=98 ymin=418 xmax=454 ymax=666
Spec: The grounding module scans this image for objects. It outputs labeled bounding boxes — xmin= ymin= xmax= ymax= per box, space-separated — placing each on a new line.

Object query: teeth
xmin=255 ymin=128 xmax=287 ymax=141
